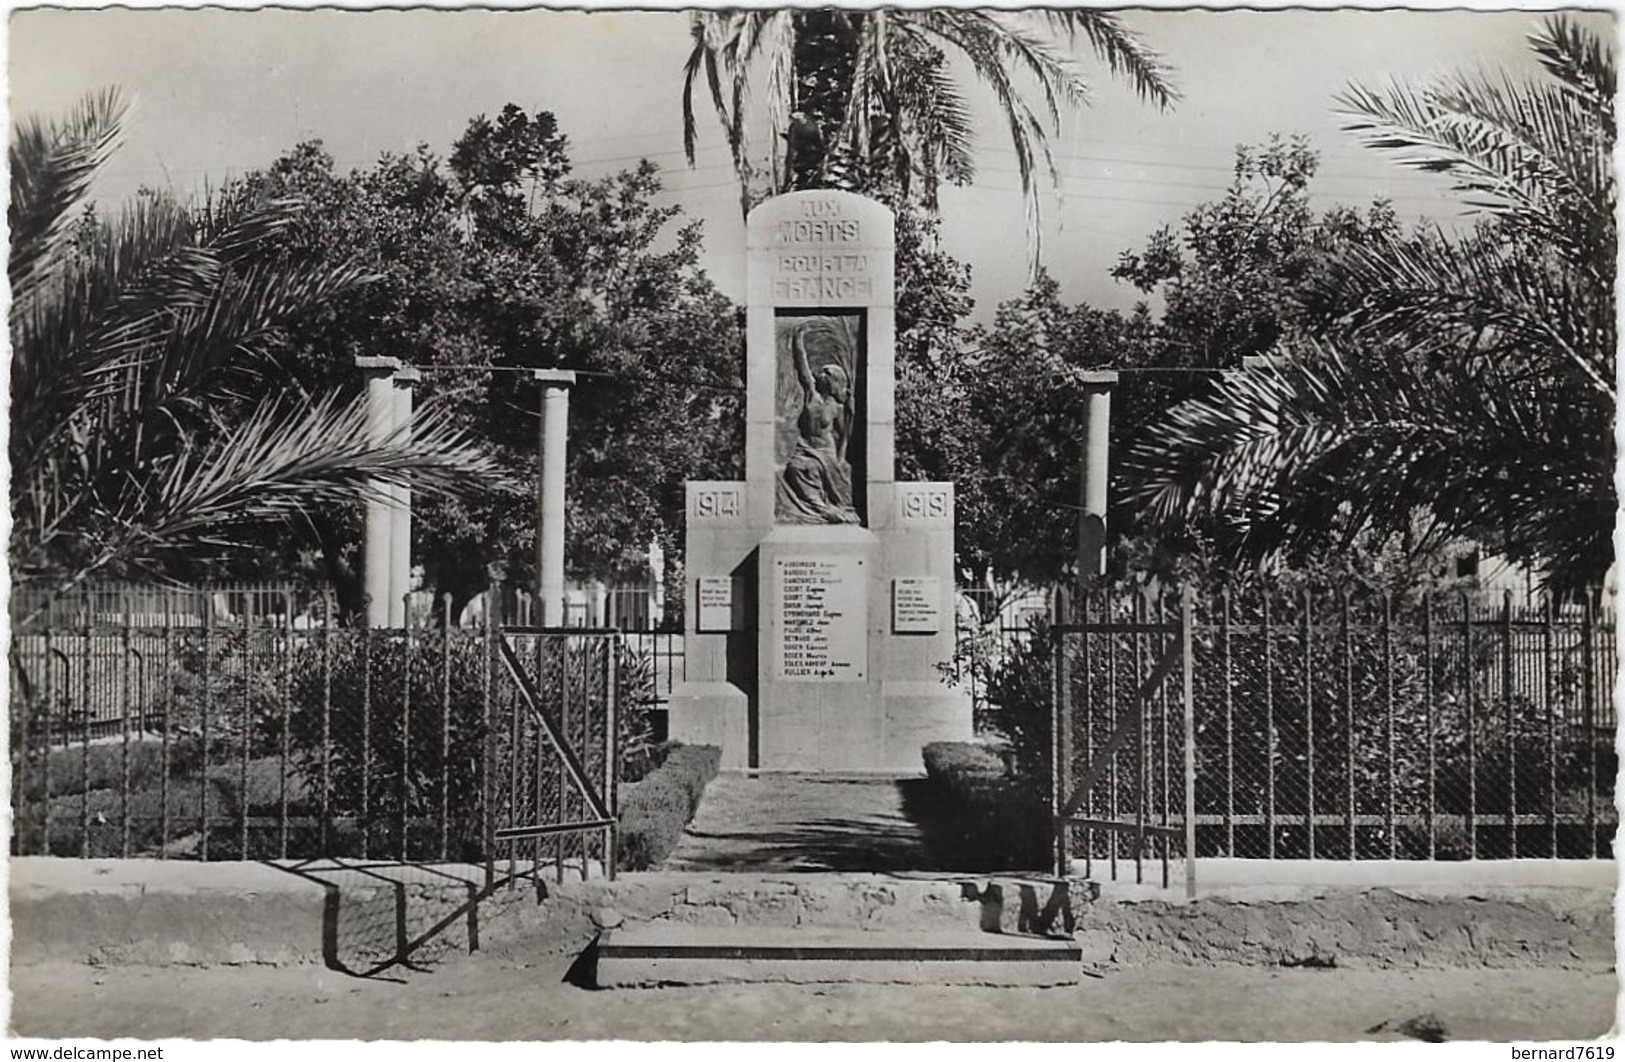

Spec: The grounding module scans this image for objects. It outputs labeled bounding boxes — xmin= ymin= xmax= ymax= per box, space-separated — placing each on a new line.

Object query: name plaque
xmin=774 ymin=555 xmax=866 ymax=681
xmin=891 ymin=578 xmax=941 ymax=634
xmin=697 ymin=577 xmax=734 ymax=633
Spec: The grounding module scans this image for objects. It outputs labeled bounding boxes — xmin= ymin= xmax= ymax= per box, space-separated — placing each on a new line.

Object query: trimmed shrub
xmin=18 ymin=737 xmax=204 ymax=802
xmin=918 ymin=740 xmax=1049 ymax=871
xmin=616 ymin=743 xmax=721 ymax=871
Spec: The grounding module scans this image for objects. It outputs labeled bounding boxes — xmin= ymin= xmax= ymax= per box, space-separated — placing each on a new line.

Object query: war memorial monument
xmin=668 ymin=190 xmax=972 ymax=771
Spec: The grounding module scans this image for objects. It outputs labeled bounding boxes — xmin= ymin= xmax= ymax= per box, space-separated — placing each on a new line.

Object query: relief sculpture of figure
xmin=776 ymin=326 xmax=860 ymax=524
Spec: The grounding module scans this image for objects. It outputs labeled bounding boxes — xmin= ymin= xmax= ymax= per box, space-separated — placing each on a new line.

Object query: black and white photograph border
xmin=3 ymin=0 xmax=1619 ymax=1047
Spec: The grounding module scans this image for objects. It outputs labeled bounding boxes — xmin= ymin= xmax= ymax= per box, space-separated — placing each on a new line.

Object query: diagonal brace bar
xmin=1056 ymin=634 xmax=1182 ymax=821
xmin=497 ymin=636 xmax=611 ymax=822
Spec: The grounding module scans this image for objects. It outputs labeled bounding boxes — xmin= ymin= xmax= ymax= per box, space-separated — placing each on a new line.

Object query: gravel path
xmin=664 ymin=773 xmax=939 ymax=872
xmin=10 ymin=957 xmax=1616 ymax=1041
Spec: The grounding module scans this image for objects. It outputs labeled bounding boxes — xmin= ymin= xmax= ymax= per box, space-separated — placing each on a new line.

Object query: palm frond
xmin=1323 ymin=223 xmax=1614 ymax=399
xmin=1043 ymin=10 xmax=1180 ymax=111
xmin=18 ymin=392 xmax=511 ymax=596
xmin=1529 ymin=14 xmax=1616 ymax=113
xmin=1125 ymin=343 xmax=1611 ymax=590
xmin=12 ymin=202 xmax=375 ymax=486
xmin=8 ymin=87 xmax=129 ymax=302
xmin=679 ymin=9 xmax=1178 ymax=262
xmin=912 ymin=10 xmax=1061 ymax=272
xmin=1338 ymin=23 xmax=1615 ymax=271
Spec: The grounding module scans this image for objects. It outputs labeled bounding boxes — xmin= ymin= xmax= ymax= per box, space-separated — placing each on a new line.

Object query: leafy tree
xmin=1125 ymin=16 xmax=1615 ymax=595
xmin=681 ymin=8 xmax=1177 ymax=261
xmin=217 ymin=106 xmax=742 ymax=610
xmin=945 ymin=137 xmax=1404 ymax=585
xmin=8 ymin=89 xmax=504 ymax=622
xmin=1113 ymin=135 xmax=1399 ymax=367
xmin=946 ymin=274 xmax=1163 ymax=584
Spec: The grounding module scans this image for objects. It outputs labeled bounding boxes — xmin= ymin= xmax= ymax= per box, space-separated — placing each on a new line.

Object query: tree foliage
xmin=681 ymin=8 xmax=1177 ymax=265
xmin=1125 ymin=16 xmax=1616 ymax=595
xmin=215 ymin=105 xmax=742 ymax=609
xmin=8 ymin=89 xmax=504 ymax=618
xmin=1113 ymin=135 xmax=1399 ymax=366
xmin=948 ymin=136 xmax=1399 ymax=585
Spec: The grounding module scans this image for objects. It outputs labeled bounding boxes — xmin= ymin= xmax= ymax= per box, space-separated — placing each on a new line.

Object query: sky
xmin=8 ymin=4 xmax=1617 ymax=317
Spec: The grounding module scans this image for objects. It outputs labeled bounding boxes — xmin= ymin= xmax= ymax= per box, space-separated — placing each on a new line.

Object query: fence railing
xmin=11 ymin=582 xmax=334 ymax=633
xmin=9 ymin=600 xmax=638 ymax=873
xmin=1049 ymin=584 xmax=1617 ymax=865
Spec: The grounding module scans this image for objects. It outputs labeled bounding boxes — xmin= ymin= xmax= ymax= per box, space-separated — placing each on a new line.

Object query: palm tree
xmin=681 ymin=9 xmax=1177 ymax=262
xmin=10 ymin=88 xmax=510 ymax=620
xmin=1125 ymin=16 xmax=1614 ymax=594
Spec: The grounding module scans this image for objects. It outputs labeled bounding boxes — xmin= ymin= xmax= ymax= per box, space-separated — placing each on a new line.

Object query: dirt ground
xmin=9 ymin=954 xmax=1618 ymax=1042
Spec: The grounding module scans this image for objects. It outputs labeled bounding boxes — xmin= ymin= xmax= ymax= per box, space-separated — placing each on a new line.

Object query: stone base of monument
xmin=666 ymin=682 xmax=751 ymax=770
xmin=750 ymin=526 xmax=970 ymax=772
xmin=879 ymin=680 xmax=975 ymax=762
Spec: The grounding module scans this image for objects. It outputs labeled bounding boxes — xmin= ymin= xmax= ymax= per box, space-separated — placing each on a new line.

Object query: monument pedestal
xmin=667 ymin=682 xmax=750 ymax=769
xmin=757 ymin=526 xmax=879 ymax=770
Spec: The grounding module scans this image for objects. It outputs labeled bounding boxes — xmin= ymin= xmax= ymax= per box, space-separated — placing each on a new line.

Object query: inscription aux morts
xmin=772 ymin=199 xmax=873 ymax=302
xmin=773 ymin=196 xmax=862 ymax=245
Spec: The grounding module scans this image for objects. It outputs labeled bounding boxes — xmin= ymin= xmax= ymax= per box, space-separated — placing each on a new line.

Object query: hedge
xmin=616 ymin=743 xmax=721 ymax=871
xmin=918 ymin=740 xmax=1050 ymax=871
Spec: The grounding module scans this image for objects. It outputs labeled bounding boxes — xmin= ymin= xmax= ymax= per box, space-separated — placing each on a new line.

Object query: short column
xmin=355 ymin=356 xmax=403 ymax=628
xmin=1077 ymin=370 xmax=1119 ymax=598
xmin=534 ymin=369 xmax=577 ymax=628
xmin=389 ymin=366 xmax=421 ymax=628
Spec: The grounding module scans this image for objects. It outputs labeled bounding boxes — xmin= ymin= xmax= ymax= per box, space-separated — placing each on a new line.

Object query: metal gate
xmin=1052 ymin=586 xmax=1196 ymax=896
xmin=487 ymin=627 xmax=621 ymax=887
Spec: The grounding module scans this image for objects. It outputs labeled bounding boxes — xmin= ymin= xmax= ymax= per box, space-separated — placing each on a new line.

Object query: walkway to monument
xmin=663 ymin=773 xmax=940 ymax=872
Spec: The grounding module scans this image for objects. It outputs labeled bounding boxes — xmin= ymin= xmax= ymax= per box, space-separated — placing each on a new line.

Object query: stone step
xmin=593 ymin=923 xmax=1082 ymax=987
xmin=656 ymin=874 xmax=1095 ymax=936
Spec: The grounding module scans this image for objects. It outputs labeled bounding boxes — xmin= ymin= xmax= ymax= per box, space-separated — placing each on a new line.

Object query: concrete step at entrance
xmin=594 ymin=924 xmax=1082 ymax=987
xmin=658 ymin=873 xmax=1095 ymax=937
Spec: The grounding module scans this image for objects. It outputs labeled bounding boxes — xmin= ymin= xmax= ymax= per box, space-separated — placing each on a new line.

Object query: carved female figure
xmin=776 ymin=325 xmax=860 ymax=524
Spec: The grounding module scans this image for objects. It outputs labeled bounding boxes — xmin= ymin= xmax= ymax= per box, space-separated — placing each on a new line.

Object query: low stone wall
xmin=1075 ymin=887 xmax=1615 ymax=971
xmin=11 ymin=859 xmax=1614 ymax=973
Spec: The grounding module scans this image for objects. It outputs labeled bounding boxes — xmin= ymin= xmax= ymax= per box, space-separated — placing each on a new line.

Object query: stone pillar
xmin=534 ymin=369 xmax=577 ymax=628
xmin=355 ymin=356 xmax=403 ymax=628
xmin=389 ymin=366 xmax=420 ymax=628
xmin=1077 ymin=371 xmax=1119 ymax=597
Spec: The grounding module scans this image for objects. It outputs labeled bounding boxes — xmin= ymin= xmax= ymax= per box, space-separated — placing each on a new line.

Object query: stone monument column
xmin=356 ymin=356 xmax=403 ymax=628
xmin=389 ymin=365 xmax=420 ymax=628
xmin=1076 ymin=370 xmax=1117 ymax=595
xmin=669 ymin=190 xmax=970 ymax=773
xmin=534 ymin=369 xmax=577 ymax=627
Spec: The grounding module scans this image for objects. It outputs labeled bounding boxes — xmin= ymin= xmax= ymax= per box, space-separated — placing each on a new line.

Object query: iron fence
xmin=1048 ymin=584 xmax=1617 ymax=867
xmin=9 ymin=592 xmax=639 ymax=877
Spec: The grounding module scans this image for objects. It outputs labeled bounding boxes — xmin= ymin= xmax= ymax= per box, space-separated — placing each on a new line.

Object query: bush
xmin=922 ymin=741 xmax=1006 ymax=788
xmin=23 ymin=779 xmax=202 ymax=857
xmin=917 ymin=741 xmax=1050 ymax=871
xmin=17 ymin=737 xmax=204 ymax=803
xmin=283 ymin=629 xmax=655 ymax=861
xmin=616 ymin=743 xmax=721 ymax=871
xmin=976 ymin=581 xmax=1616 ymax=860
